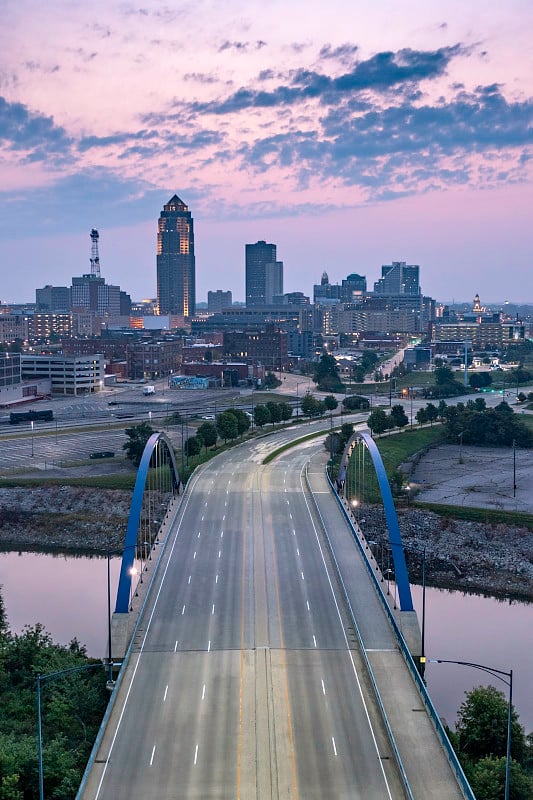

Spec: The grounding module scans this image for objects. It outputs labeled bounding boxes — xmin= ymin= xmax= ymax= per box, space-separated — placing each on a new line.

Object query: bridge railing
xmin=305 ymin=463 xmax=416 ymax=800
xmin=325 ymin=466 xmax=476 ymax=800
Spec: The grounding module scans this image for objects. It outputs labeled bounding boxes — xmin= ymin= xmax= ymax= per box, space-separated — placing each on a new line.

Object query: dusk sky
xmin=1 ymin=0 xmax=531 ymax=305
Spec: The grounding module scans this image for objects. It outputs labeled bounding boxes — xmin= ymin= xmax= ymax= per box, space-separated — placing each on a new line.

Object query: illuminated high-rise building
xmin=157 ymin=195 xmax=196 ymax=316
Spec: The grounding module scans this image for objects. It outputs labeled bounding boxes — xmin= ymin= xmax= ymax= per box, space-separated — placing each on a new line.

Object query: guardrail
xmin=75 ymin=483 xmax=191 ymax=800
xmin=325 ymin=470 xmax=476 ymax=800
xmin=304 ymin=463 xmax=415 ymax=800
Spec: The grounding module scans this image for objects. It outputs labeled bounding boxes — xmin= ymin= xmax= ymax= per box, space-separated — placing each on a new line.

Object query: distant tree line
xmin=441 ymin=399 xmax=533 ymax=447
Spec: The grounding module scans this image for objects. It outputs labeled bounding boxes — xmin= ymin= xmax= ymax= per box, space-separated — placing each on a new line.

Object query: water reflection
xmin=0 ymin=551 xmax=121 ymax=658
xmin=411 ymin=583 xmax=533 ymax=732
xmin=0 ymin=551 xmax=531 ymax=732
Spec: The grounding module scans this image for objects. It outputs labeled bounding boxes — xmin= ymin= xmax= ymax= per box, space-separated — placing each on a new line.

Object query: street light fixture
xmin=423 ymin=658 xmax=513 ymax=800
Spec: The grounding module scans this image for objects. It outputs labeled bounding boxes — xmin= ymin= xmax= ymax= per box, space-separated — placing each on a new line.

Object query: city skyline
xmin=0 ymin=1 xmax=531 ymax=304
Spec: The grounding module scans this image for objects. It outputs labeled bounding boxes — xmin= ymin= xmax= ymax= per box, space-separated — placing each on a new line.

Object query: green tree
xmin=301 ymin=393 xmax=325 ymax=417
xmin=203 ymin=348 xmax=213 ymax=363
xmin=301 ymin=392 xmax=317 ymax=417
xmin=324 ymin=395 xmax=338 ymax=414
xmin=278 ymin=401 xmax=293 ymax=422
xmin=313 ymin=353 xmax=344 ymax=392
xmin=361 ymin=350 xmax=379 ymax=374
xmin=215 ymin=411 xmax=239 ymax=442
xmin=425 ymin=402 xmax=439 ymax=425
xmin=227 ymin=408 xmax=251 ymax=437
xmin=416 ymin=407 xmax=429 ymax=425
xmin=342 ymin=395 xmax=370 ymax=411
xmin=468 ymin=756 xmax=533 ymax=800
xmin=437 ymin=400 xmax=448 ymax=419
xmin=340 ymin=422 xmax=354 ymax=445
xmin=123 ymin=423 xmax=155 ymax=467
xmin=266 ymin=401 xmax=282 ymax=425
xmin=390 ymin=404 xmax=409 ymax=429
xmin=456 ymin=685 xmax=526 ymax=764
xmin=367 ymin=408 xmax=389 ymax=435
xmin=184 ymin=436 xmax=201 ymax=457
xmin=325 ymin=432 xmax=343 ymax=457
xmin=435 ymin=365 xmax=455 ymax=385
xmin=197 ymin=422 xmax=218 ymax=450
xmin=0 ymin=614 xmax=108 ymax=800
xmin=254 ymin=404 xmax=271 ymax=428
xmin=469 ymin=372 xmax=492 ymax=390
xmin=263 ymin=371 xmax=281 ymax=389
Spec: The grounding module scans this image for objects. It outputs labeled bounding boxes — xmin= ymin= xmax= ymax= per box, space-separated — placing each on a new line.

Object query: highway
xmin=84 ymin=430 xmax=408 ymax=799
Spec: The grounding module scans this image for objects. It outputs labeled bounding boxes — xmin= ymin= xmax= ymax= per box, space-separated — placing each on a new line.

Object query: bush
xmin=342 ymin=395 xmax=370 ymax=411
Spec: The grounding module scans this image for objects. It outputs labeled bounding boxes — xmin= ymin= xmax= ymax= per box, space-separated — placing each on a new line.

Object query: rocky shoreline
xmin=0 ymin=486 xmax=532 ymax=602
xmin=359 ymin=505 xmax=533 ymax=602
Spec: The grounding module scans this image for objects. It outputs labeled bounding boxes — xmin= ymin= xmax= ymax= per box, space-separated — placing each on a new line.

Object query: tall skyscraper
xmin=157 ymin=195 xmax=196 ymax=316
xmin=245 ymin=240 xmax=283 ymax=307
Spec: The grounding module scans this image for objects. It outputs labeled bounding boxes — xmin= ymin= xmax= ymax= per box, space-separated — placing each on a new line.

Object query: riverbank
xmin=0 ymin=485 xmax=531 ymax=601
xmin=360 ymin=505 xmax=533 ymax=602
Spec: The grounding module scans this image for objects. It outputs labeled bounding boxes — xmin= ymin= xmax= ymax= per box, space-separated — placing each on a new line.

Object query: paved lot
xmin=412 ymin=444 xmax=533 ymax=514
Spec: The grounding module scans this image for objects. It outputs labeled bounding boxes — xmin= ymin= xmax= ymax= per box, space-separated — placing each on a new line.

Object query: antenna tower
xmin=90 ymin=228 xmax=101 ymax=277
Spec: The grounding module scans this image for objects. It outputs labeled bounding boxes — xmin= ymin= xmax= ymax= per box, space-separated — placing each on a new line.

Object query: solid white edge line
xmin=300 ymin=463 xmax=394 ymax=800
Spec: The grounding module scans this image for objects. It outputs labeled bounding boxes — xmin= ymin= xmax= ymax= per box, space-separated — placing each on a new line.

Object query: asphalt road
xmin=85 ymin=432 xmax=405 ymax=799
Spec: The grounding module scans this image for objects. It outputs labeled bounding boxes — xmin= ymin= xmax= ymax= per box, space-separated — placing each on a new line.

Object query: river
xmin=0 ymin=550 xmax=531 ymax=733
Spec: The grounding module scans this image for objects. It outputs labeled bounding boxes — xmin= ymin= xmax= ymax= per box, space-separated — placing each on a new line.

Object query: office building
xmin=36 ymin=285 xmax=71 ymax=312
xmin=223 ymin=324 xmax=288 ymax=370
xmin=71 ymin=275 xmax=121 ymax=316
xmin=208 ymin=290 xmax=232 ymax=313
xmin=21 ymin=354 xmax=105 ymax=395
xmin=157 ymin=195 xmax=196 ymax=317
xmin=245 ymin=241 xmax=283 ymax=307
xmin=374 ymin=262 xmax=420 ymax=296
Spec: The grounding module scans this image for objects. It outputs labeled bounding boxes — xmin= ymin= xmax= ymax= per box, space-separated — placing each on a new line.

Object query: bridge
xmin=78 ymin=421 xmax=474 ymax=799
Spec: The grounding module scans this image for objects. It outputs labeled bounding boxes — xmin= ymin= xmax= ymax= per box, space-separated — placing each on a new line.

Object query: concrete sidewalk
xmin=306 ymin=448 xmax=467 ymax=800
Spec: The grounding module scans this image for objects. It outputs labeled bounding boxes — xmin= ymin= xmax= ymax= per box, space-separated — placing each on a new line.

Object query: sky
xmin=0 ymin=0 xmax=531 ymax=305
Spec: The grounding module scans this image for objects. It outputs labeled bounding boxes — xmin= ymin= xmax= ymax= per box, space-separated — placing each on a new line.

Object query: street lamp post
xmin=295 ymin=381 xmax=308 ymax=419
xmin=423 ymin=659 xmax=513 ymax=800
xmin=513 ymin=439 xmax=516 ymax=498
xmin=31 ymin=420 xmax=34 ymax=457
xmin=37 ymin=663 xmax=105 ymax=800
xmin=458 ymin=430 xmax=464 ymax=464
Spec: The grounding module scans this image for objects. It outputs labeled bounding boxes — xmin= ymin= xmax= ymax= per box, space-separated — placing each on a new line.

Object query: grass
xmin=0 ymin=474 xmax=137 ymax=489
xmin=262 ymin=428 xmax=329 ymax=464
xmin=372 ymin=425 xmax=445 ymax=475
xmin=417 ymin=502 xmax=533 ymax=531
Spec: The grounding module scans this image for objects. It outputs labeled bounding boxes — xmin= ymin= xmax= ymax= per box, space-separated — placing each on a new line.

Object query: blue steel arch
xmin=115 ymin=431 xmax=180 ymax=613
xmin=341 ymin=431 xmax=414 ymax=612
